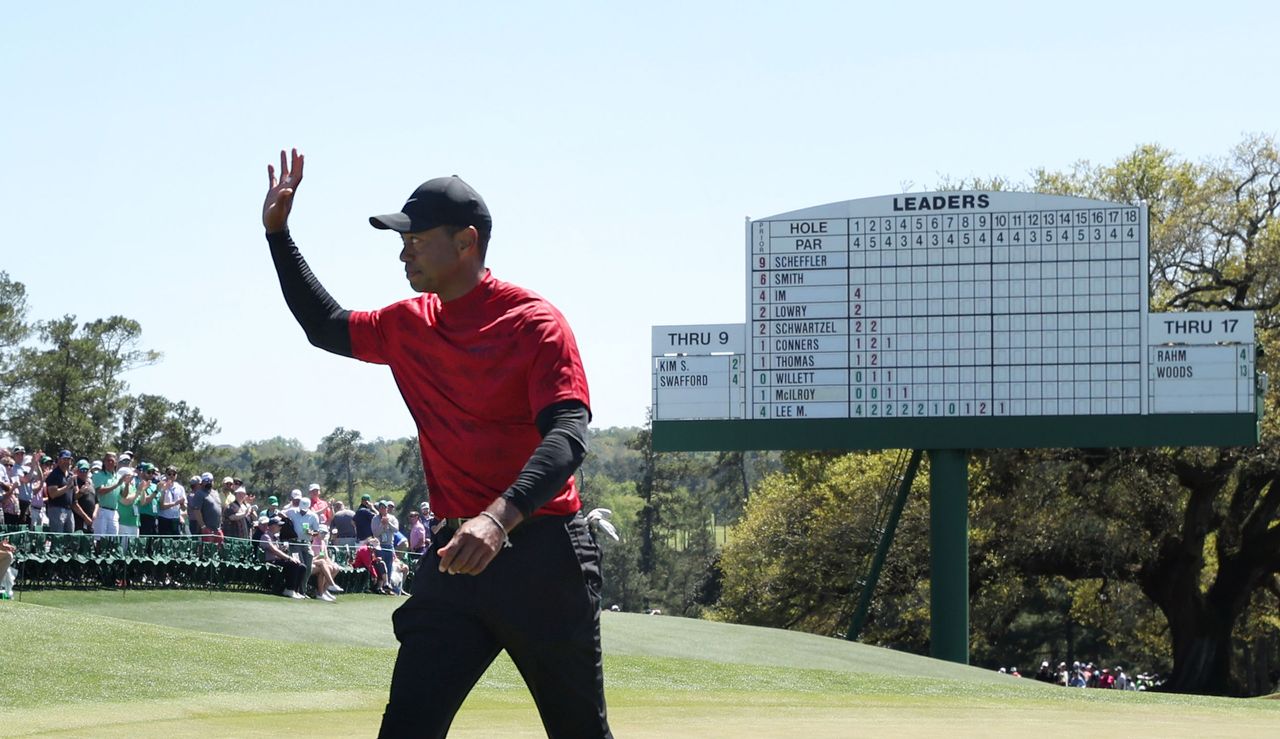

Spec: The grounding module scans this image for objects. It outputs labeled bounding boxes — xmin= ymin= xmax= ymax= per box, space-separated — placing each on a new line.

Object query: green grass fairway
xmin=2 ymin=591 xmax=1277 ymax=737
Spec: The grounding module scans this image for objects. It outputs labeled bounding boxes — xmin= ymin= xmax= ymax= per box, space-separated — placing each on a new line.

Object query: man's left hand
xmin=437 ymin=501 xmax=522 ymax=576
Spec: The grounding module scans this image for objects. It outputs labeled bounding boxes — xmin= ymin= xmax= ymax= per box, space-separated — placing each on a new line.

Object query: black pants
xmin=379 ymin=513 xmax=611 ymax=739
xmin=157 ymin=517 xmax=180 ymax=536
xmin=270 ymin=558 xmax=306 ymax=593
xmin=139 ymin=515 xmax=158 ymax=536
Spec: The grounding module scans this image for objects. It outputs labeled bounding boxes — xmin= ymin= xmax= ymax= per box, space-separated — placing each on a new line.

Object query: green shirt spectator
xmin=118 ymin=477 xmax=141 ymax=528
xmin=138 ymin=482 xmax=159 ymax=517
xmin=92 ymin=469 xmax=121 ymax=510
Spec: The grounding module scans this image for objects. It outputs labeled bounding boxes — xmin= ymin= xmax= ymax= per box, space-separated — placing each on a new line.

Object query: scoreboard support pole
xmin=929 ymin=448 xmax=970 ymax=664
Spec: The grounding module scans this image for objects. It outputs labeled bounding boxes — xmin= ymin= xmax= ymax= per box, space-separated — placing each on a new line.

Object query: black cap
xmin=369 ymin=176 xmax=491 ymax=236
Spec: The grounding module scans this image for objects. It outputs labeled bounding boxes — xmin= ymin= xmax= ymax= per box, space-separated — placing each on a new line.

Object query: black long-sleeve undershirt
xmin=503 ymin=400 xmax=590 ymax=519
xmin=265 ymin=229 xmax=588 ymax=517
xmin=267 ymin=229 xmax=354 ymax=357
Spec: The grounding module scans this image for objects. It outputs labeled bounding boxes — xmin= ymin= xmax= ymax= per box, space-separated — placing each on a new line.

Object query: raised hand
xmin=263 ymin=148 xmax=304 ymax=233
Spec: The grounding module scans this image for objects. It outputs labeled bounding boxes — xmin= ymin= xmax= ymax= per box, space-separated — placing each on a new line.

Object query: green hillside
xmin=1 ymin=592 xmax=1276 ymax=738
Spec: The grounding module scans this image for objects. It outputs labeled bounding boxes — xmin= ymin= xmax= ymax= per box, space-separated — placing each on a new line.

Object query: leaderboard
xmin=747 ymin=192 xmax=1147 ymax=419
xmin=651 ymin=191 xmax=1258 ymax=422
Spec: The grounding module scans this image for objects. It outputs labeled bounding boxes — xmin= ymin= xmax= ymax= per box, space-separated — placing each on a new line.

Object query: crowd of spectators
xmin=997 ymin=660 xmax=1162 ymax=690
xmin=0 ymin=444 xmax=440 ymax=601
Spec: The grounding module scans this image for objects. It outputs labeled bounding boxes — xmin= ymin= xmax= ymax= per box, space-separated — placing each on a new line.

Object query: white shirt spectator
xmin=159 ymin=481 xmax=186 ymax=519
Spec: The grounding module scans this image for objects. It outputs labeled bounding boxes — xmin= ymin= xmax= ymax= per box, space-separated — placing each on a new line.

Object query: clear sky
xmin=2 ymin=1 xmax=1276 ymax=449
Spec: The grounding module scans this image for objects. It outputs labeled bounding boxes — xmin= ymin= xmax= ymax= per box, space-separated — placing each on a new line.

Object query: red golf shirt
xmin=348 ymin=271 xmax=590 ymax=518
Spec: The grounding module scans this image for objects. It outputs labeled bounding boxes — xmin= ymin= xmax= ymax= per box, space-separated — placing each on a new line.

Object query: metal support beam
xmin=928 ymin=448 xmax=969 ymax=664
xmin=846 ymin=449 xmax=922 ymax=642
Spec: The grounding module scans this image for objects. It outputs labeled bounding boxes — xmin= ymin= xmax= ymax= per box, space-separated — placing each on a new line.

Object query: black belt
xmin=99 ymin=506 xmax=116 ymax=511
xmin=442 ymin=512 xmax=577 ymax=531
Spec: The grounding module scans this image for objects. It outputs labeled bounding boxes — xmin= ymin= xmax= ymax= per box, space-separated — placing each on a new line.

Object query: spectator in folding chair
xmin=308 ymin=524 xmax=342 ymax=601
xmin=353 ymin=536 xmax=391 ymax=594
xmin=0 ymin=536 xmax=16 ymax=598
xmin=260 ymin=516 xmax=307 ymax=599
xmin=388 ymin=551 xmax=411 ymax=595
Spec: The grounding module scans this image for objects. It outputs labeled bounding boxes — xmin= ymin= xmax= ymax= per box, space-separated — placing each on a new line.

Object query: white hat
xmin=299 ymin=498 xmax=311 ymax=510
xmin=290 ymin=489 xmax=303 ymax=500
xmin=91 ymin=460 xmax=103 ymax=470
xmin=117 ymin=466 xmax=135 ymax=476
xmin=222 ymin=476 xmax=234 ymax=485
xmin=235 ymin=486 xmax=247 ymax=494
xmin=308 ymin=483 xmax=321 ymax=492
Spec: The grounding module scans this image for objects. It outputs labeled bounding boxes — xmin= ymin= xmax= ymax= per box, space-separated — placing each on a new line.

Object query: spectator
xmin=91 ymin=453 xmax=125 ymax=540
xmin=354 ymin=494 xmax=375 ymax=540
xmin=285 ymin=496 xmax=320 ymax=591
xmin=308 ymin=524 xmax=341 ymax=601
xmin=0 ymin=537 xmax=15 ymax=598
xmin=72 ymin=460 xmax=97 ymax=533
xmin=225 ymin=487 xmax=252 ymax=539
xmin=353 ymin=536 xmax=390 ymax=594
xmin=191 ymin=472 xmax=223 ymax=543
xmin=261 ymin=495 xmax=281 ymax=521
xmin=183 ymin=475 xmax=202 ymax=536
xmin=259 ymin=516 xmax=307 ymax=599
xmin=156 ymin=467 xmax=185 ymax=536
xmin=388 ymin=552 xmax=410 ymax=595
xmin=116 ymin=467 xmax=141 ymax=547
xmin=330 ymin=501 xmax=357 ymax=546
xmin=15 ymin=465 xmax=36 ymax=527
xmin=250 ymin=514 xmax=269 ymax=546
xmin=407 ymin=510 xmax=428 ymax=554
xmin=371 ymin=501 xmax=398 ymax=574
xmin=136 ymin=464 xmax=160 ymax=536
xmin=0 ymin=454 xmax=18 ymax=526
xmin=12 ymin=448 xmax=34 ymax=527
xmin=44 ymin=451 xmax=77 ymax=534
xmin=307 ymin=483 xmax=332 ymax=525
xmin=29 ymin=455 xmax=51 ymax=531
xmin=220 ymin=477 xmax=237 ymax=509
